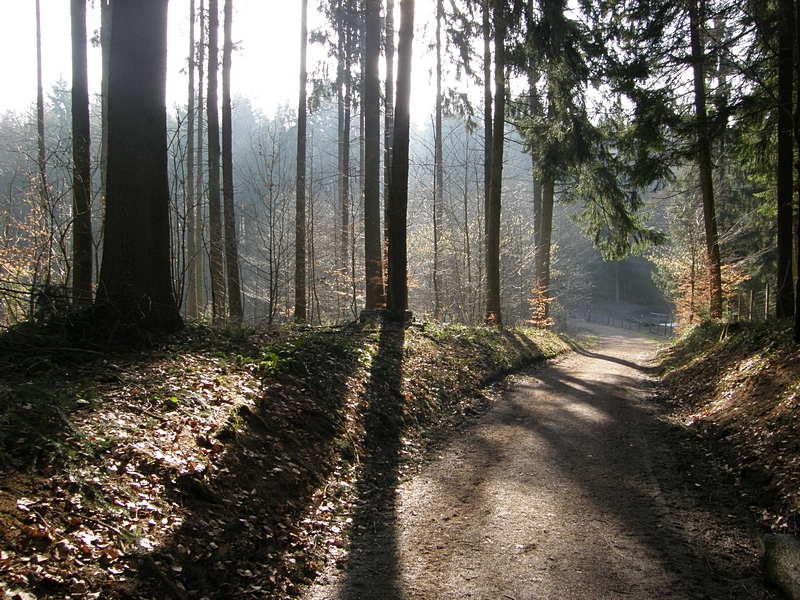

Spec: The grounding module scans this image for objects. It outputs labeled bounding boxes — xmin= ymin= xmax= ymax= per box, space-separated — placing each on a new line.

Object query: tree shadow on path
xmin=333 ymin=322 xmax=406 ymax=600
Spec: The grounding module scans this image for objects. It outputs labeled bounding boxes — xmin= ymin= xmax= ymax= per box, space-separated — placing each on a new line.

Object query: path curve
xmin=303 ymin=323 xmax=772 ymax=599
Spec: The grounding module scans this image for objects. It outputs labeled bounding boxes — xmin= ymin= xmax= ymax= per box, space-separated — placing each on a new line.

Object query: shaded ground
xmin=657 ymin=320 xmax=800 ymax=535
xmin=0 ymin=321 xmax=568 ymax=598
xmin=303 ymin=323 xmax=778 ymax=599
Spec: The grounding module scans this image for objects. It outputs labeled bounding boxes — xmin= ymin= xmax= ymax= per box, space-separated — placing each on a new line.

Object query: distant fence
xmin=584 ymin=285 xmax=780 ymax=338
xmin=586 ymin=309 xmax=676 ymax=337
xmin=729 ymin=285 xmax=777 ymax=324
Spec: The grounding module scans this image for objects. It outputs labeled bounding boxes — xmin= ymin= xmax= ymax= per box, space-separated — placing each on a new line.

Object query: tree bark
xmin=194 ymin=0 xmax=206 ymax=316
xmin=384 ymin=0 xmax=395 ymax=277
xmin=485 ymin=0 xmax=505 ymax=325
xmin=337 ymin=5 xmax=353 ymax=320
xmin=364 ymin=0 xmax=384 ymax=310
xmin=482 ymin=0 xmax=492 ymax=275
xmin=35 ymin=0 xmax=52 ymax=285
xmin=433 ymin=0 xmax=443 ymax=320
xmin=97 ymin=0 xmax=182 ymax=334
xmin=688 ymin=0 xmax=723 ymax=319
xmin=777 ymin=0 xmax=795 ymax=319
xmin=794 ymin=0 xmax=800 ymax=342
xmin=207 ymin=0 xmax=225 ymax=322
xmin=186 ymin=0 xmax=198 ymax=319
xmin=295 ymin=0 xmax=309 ymax=322
xmin=536 ymin=177 xmax=554 ymax=318
xmin=222 ymin=0 xmax=243 ymax=321
xmin=71 ymin=0 xmax=93 ymax=304
xmin=100 ymin=0 xmax=111 ymax=209
xmin=387 ymin=0 xmax=414 ymax=313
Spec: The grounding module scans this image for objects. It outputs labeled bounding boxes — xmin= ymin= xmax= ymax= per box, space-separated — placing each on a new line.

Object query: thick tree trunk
xmin=295 ymin=0 xmax=308 ymax=322
xmin=207 ymin=0 xmax=225 ymax=322
xmin=71 ymin=0 xmax=93 ymax=304
xmin=689 ymin=0 xmax=723 ymax=319
xmin=777 ymin=0 xmax=795 ymax=319
xmin=387 ymin=0 xmax=414 ymax=313
xmin=364 ymin=0 xmax=384 ymax=310
xmin=795 ymin=0 xmax=800 ymax=343
xmin=222 ymin=0 xmax=242 ymax=321
xmin=485 ymin=0 xmax=505 ymax=325
xmin=97 ymin=0 xmax=182 ymax=334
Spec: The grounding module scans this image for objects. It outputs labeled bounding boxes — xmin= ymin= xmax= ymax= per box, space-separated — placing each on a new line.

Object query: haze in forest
xmin=0 ymin=0 xmax=442 ymax=121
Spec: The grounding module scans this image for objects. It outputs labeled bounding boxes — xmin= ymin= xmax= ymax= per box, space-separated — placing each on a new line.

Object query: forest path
xmin=301 ymin=323 xmax=773 ymax=599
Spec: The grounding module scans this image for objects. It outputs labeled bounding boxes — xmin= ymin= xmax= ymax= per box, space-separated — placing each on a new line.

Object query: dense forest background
xmin=0 ymin=0 xmax=795 ymax=335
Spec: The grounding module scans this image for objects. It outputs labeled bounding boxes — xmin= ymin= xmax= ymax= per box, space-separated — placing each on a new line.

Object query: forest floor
xmin=0 ymin=317 xmax=797 ymax=599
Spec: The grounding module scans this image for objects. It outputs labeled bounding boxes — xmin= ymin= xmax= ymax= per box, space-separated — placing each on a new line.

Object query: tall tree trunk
xmin=384 ymin=0 xmax=395 ymax=276
xmin=536 ymin=177 xmax=554 ymax=318
xmin=207 ymin=0 xmax=225 ymax=322
xmin=100 ymin=0 xmax=111 ymax=211
xmin=186 ymin=0 xmax=198 ymax=319
xmin=688 ymin=0 xmax=723 ymax=319
xmin=194 ymin=0 xmax=206 ymax=316
xmin=463 ymin=134 xmax=474 ymax=324
xmin=97 ymin=0 xmax=182 ymax=334
xmin=777 ymin=0 xmax=795 ymax=318
xmin=432 ymin=0 xmax=443 ymax=320
xmin=35 ymin=0 xmax=51 ymax=285
xmin=71 ymin=0 xmax=93 ymax=304
xmin=337 ymin=7 xmax=353 ymax=320
xmin=794 ymin=0 xmax=800 ymax=342
xmin=485 ymin=0 xmax=505 ymax=325
xmin=528 ymin=70 xmax=542 ymax=282
xmin=387 ymin=0 xmax=414 ymax=313
xmin=222 ymin=0 xmax=242 ymax=321
xmin=295 ymin=0 xmax=309 ymax=323
xmin=364 ymin=0 xmax=384 ymax=311
xmin=482 ymin=0 xmax=492 ymax=259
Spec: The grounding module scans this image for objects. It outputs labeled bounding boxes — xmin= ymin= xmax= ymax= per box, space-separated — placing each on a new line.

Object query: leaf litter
xmin=0 ymin=321 xmax=568 ymax=598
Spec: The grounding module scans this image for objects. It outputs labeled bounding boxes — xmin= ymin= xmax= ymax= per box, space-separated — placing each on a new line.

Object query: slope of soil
xmin=0 ymin=321 xmax=569 ymax=599
xmin=657 ymin=320 xmax=800 ymax=535
xmin=301 ymin=322 xmax=776 ymax=599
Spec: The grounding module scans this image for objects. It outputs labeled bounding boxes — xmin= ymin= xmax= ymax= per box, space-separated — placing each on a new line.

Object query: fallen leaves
xmin=0 ymin=323 xmax=569 ymax=598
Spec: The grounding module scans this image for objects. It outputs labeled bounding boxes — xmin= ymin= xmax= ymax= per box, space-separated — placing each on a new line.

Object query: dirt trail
xmin=302 ymin=323 xmax=775 ymax=599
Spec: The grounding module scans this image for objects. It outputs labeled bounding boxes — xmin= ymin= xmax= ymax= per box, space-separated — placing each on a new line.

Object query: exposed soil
xmin=0 ymin=321 xmax=569 ymax=599
xmin=302 ymin=322 xmax=779 ymax=599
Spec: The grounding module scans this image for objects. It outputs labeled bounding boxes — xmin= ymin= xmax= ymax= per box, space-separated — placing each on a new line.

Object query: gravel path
xmin=302 ymin=323 xmax=776 ymax=599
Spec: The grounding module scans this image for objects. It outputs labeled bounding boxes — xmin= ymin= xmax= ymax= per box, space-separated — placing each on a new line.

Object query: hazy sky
xmin=0 ymin=0 xmax=443 ymax=123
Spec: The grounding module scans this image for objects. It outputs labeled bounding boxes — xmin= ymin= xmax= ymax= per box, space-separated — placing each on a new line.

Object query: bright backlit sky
xmin=0 ymin=0 xmax=444 ymax=123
